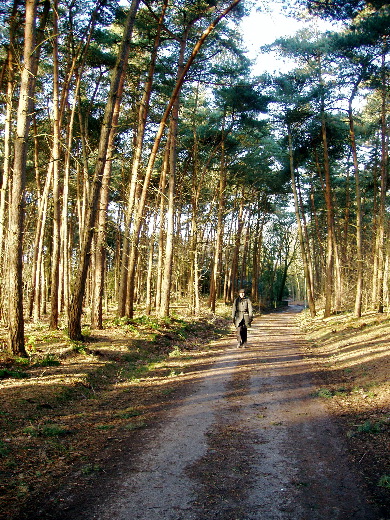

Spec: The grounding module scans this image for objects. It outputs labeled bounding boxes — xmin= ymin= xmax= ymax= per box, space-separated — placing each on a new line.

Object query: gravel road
xmin=84 ymin=306 xmax=380 ymax=520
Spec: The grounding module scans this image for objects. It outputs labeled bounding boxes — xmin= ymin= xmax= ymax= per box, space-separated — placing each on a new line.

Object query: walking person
xmin=232 ymin=288 xmax=253 ymax=348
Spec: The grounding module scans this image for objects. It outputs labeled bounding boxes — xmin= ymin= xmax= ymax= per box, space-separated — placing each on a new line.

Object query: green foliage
xmin=95 ymin=424 xmax=115 ymax=430
xmin=123 ymin=420 xmax=146 ymax=431
xmin=71 ymin=342 xmax=87 ymax=354
xmin=315 ymin=388 xmax=333 ymax=398
xmin=305 ymin=0 xmax=389 ymax=21
xmin=81 ymin=463 xmax=103 ymax=475
xmin=0 ymin=440 xmax=10 ymax=458
xmin=23 ymin=424 xmax=72 ymax=437
xmin=0 ymin=369 xmax=29 ymax=380
xmin=114 ymin=407 xmax=142 ymax=419
xmin=356 ymin=420 xmax=383 ymax=434
xmin=314 ymin=387 xmax=350 ymax=398
xmin=168 ymin=346 xmax=183 ymax=357
xmin=13 ymin=357 xmax=30 ymax=365
xmin=33 ymin=355 xmax=61 ymax=367
xmin=378 ymin=474 xmax=390 ymax=489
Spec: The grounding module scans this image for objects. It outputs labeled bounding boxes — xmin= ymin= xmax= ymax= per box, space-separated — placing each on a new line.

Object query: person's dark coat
xmin=232 ymin=296 xmax=253 ymax=327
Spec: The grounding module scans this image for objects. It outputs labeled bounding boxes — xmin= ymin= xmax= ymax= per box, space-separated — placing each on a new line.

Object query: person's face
xmin=239 ymin=292 xmax=245 ymax=298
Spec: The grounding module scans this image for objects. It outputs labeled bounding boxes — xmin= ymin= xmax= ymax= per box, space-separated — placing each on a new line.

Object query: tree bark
xmin=229 ymin=194 xmax=245 ymax=301
xmin=155 ymin=141 xmax=170 ymax=314
xmin=158 ymin=27 xmax=189 ymax=318
xmin=158 ymin=139 xmax=176 ymax=317
xmin=321 ymin=112 xmax=334 ymax=318
xmin=0 ymin=0 xmax=20 ymax=323
xmin=49 ymin=0 xmax=61 ymax=328
xmin=348 ymin=86 xmax=364 ymax=317
xmin=91 ymin=36 xmax=131 ymax=329
xmin=68 ymin=0 xmax=140 ymax=340
xmin=8 ymin=0 xmax=39 ymax=355
xmin=118 ymin=0 xmax=168 ymax=317
xmin=288 ymin=126 xmax=316 ymax=317
xmin=376 ymin=49 xmax=388 ymax=313
xmin=126 ymin=0 xmax=243 ymax=319
xmin=209 ymin=115 xmax=226 ymax=313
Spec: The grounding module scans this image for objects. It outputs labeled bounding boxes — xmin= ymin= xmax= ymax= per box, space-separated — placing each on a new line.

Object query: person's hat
xmin=238 ymin=288 xmax=245 ymax=293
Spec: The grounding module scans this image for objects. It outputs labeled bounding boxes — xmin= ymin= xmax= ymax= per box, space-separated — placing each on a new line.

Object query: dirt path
xmin=80 ymin=307 xmax=379 ymax=519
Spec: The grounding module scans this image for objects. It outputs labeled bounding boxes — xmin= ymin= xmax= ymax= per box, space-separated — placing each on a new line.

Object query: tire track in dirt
xmin=86 ymin=307 xmax=380 ymax=520
xmin=232 ymin=307 xmax=379 ymax=520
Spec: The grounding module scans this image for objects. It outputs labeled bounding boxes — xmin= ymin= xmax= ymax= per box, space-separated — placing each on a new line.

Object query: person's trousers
xmin=236 ymin=320 xmax=247 ymax=346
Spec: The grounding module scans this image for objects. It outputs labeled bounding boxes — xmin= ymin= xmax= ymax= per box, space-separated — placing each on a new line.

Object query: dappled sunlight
xmin=301 ymin=310 xmax=390 ymax=390
xmin=0 ymin=308 xmax=388 ymax=519
xmin=0 ymin=359 xmax=107 ymax=393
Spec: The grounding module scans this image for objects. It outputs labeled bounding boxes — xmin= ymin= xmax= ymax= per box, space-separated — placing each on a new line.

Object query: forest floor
xmin=0 ymin=303 xmax=389 ymax=519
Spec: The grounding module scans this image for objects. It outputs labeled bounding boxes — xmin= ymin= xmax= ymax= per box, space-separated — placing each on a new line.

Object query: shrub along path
xmin=2 ymin=307 xmax=388 ymax=519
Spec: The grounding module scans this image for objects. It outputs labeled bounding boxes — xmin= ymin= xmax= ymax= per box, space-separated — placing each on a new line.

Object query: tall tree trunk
xmin=50 ymin=2 xmax=115 ymax=328
xmin=8 ymin=0 xmax=39 ymax=355
xmin=145 ymin=215 xmax=156 ymax=315
xmin=209 ymin=109 xmax=227 ymax=312
xmin=288 ymin=126 xmax=316 ymax=317
xmin=90 ymin=156 xmax=110 ymax=329
xmin=155 ymin=142 xmax=170 ymax=314
xmin=68 ymin=0 xmax=140 ymax=340
xmin=371 ymin=154 xmax=379 ymax=306
xmin=296 ymin=175 xmax=316 ymax=302
xmin=126 ymin=0 xmax=242 ymax=319
xmin=91 ymin=37 xmax=131 ymax=329
xmin=190 ymin=177 xmax=200 ymax=315
xmin=377 ymin=49 xmax=388 ymax=313
xmin=188 ymin=85 xmax=210 ymax=315
xmin=321 ymin=112 xmax=334 ymax=318
xmin=0 ymin=0 xmax=19 ymax=323
xmin=251 ymin=198 xmax=266 ymax=304
xmin=58 ymin=70 xmax=84 ymax=324
xmin=118 ymin=0 xmax=168 ymax=317
xmin=348 ymin=90 xmax=364 ymax=317
xmin=158 ymin=138 xmax=176 ymax=317
xmin=29 ymin=167 xmax=51 ymax=320
xmin=229 ymin=194 xmax=244 ymax=301
xmin=158 ymin=28 xmax=188 ymax=318
xmin=49 ymin=0 xmax=62 ymax=328
xmin=49 ymin=3 xmax=98 ymax=329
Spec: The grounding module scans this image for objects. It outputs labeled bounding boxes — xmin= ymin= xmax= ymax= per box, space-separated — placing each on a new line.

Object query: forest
xmin=1 ymin=0 xmax=390 ymax=356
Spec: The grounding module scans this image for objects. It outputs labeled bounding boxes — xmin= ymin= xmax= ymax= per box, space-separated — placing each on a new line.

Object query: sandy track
xmin=84 ymin=306 xmax=379 ymax=520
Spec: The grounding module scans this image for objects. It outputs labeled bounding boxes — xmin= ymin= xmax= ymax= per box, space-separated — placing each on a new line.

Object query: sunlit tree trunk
xmin=229 ymin=194 xmax=244 ymax=301
xmin=155 ymin=142 xmax=170 ymax=314
xmin=68 ymin=0 xmax=140 ymax=340
xmin=288 ymin=126 xmax=316 ymax=317
xmin=189 ymin=174 xmax=201 ymax=315
xmin=118 ymin=0 xmax=167 ymax=317
xmin=91 ymin=44 xmax=130 ymax=329
xmin=158 ymin=140 xmax=176 ymax=317
xmin=209 ymin=112 xmax=226 ymax=313
xmin=251 ymin=197 xmax=266 ymax=304
xmin=145 ymin=215 xmax=157 ymax=315
xmin=8 ymin=0 xmax=39 ymax=355
xmin=348 ymin=89 xmax=364 ymax=316
xmin=49 ymin=0 xmax=62 ymax=328
xmin=30 ymin=169 xmax=51 ymax=321
xmin=127 ymin=0 xmax=243 ymax=318
xmin=0 ymin=0 xmax=19 ymax=323
xmin=159 ymin=28 xmax=188 ymax=318
xmin=91 ymin=156 xmax=110 ymax=329
xmin=371 ymin=155 xmax=379 ymax=306
xmin=376 ymin=49 xmax=388 ymax=313
xmin=321 ymin=111 xmax=334 ymax=318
